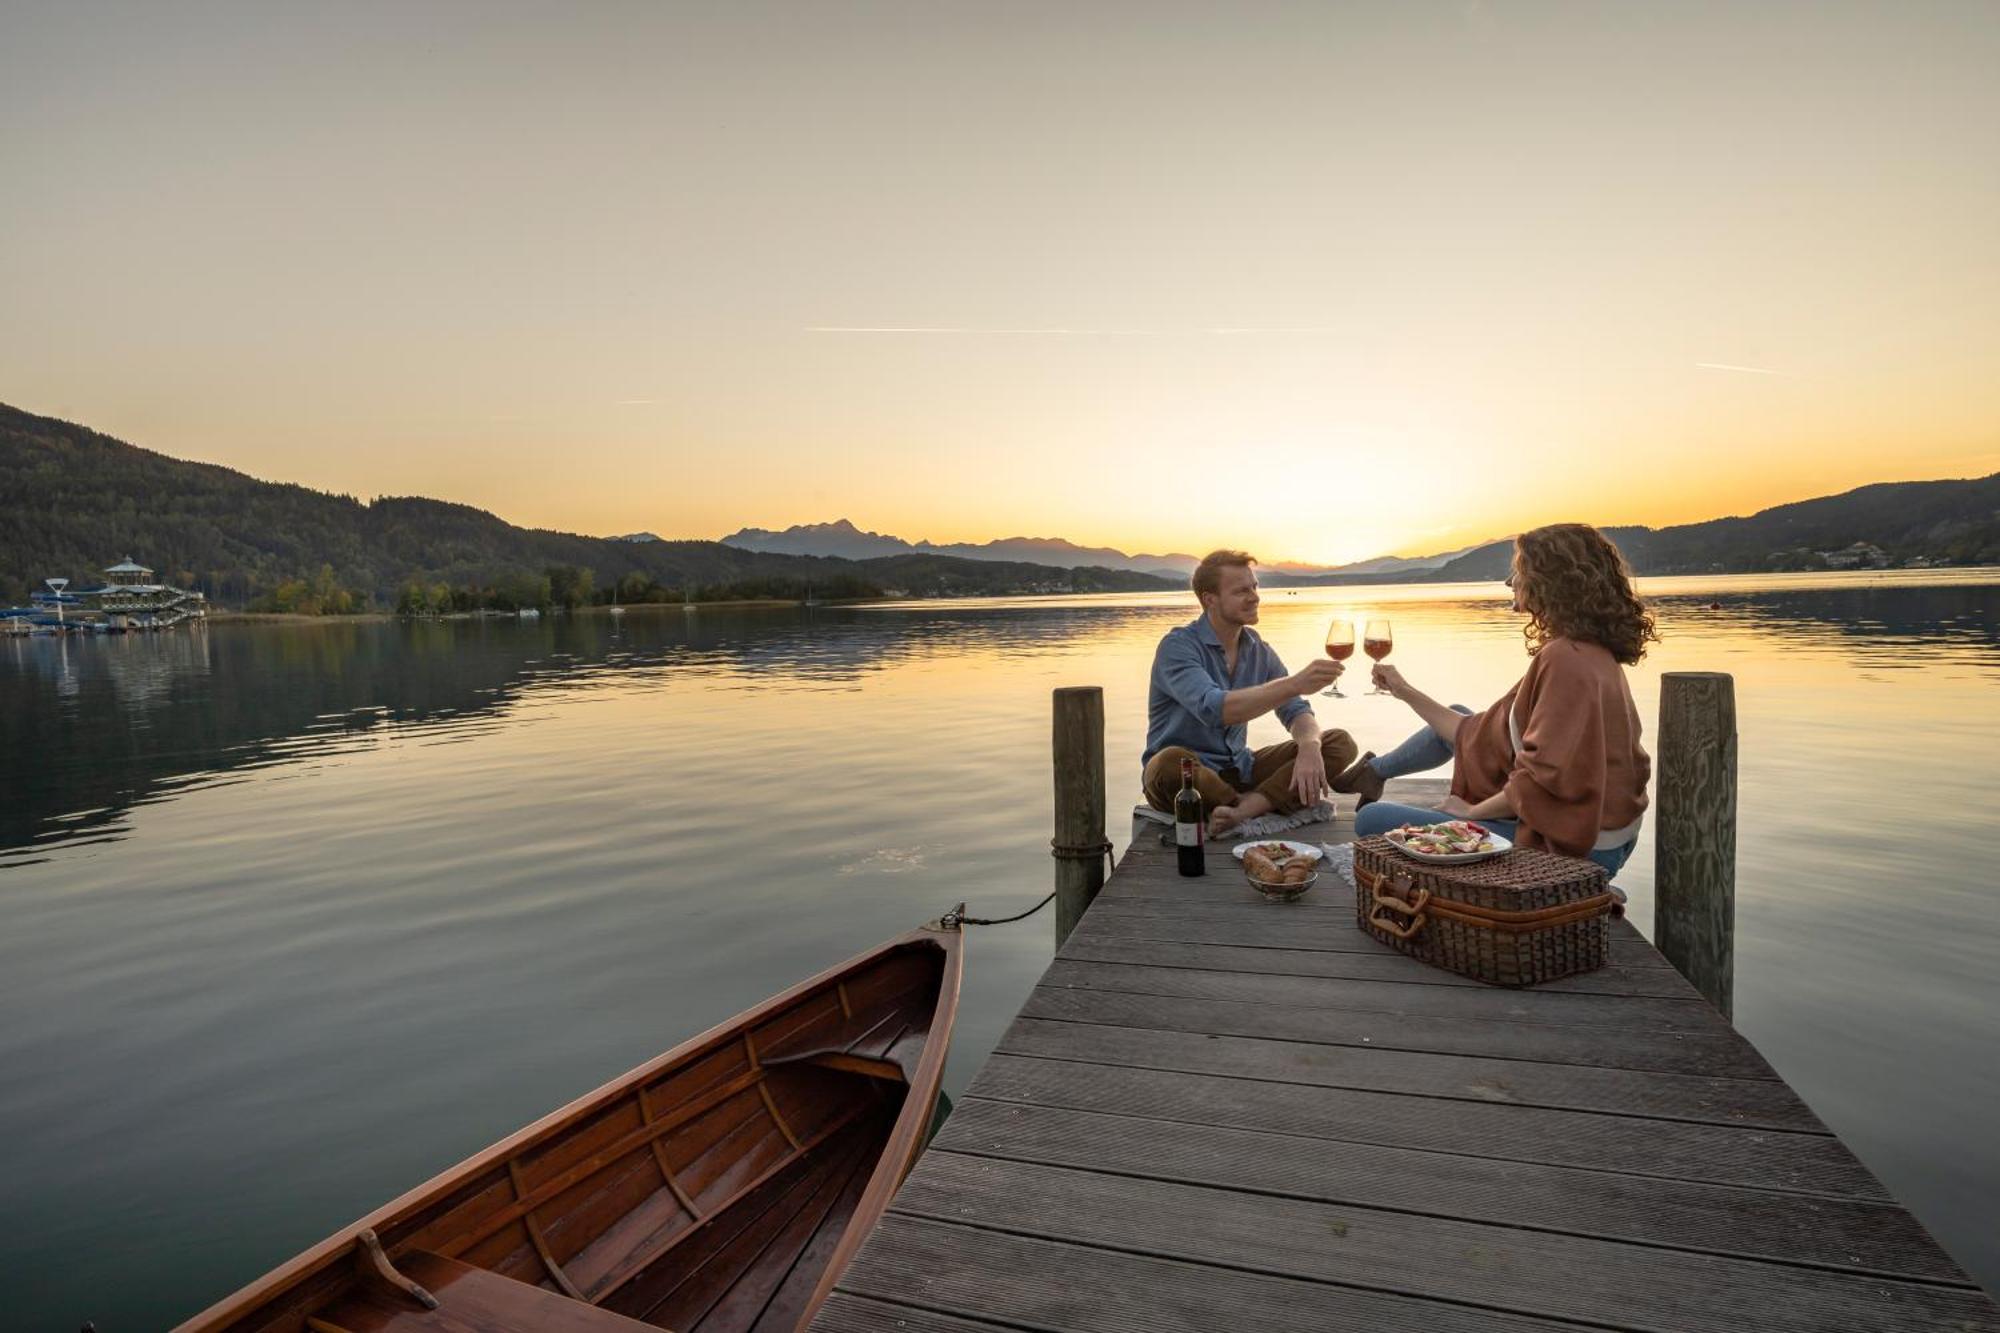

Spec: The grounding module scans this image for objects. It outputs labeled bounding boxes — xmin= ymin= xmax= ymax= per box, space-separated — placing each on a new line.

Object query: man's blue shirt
xmin=1144 ymin=614 xmax=1310 ymax=780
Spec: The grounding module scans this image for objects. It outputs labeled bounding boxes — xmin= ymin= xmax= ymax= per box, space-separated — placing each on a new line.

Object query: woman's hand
xmin=1371 ymin=663 xmax=1413 ymax=699
xmin=1441 ymin=791 xmax=1515 ymax=821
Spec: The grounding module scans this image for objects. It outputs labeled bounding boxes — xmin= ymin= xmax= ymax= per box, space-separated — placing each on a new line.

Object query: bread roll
xmin=1244 ymin=849 xmax=1279 ymax=882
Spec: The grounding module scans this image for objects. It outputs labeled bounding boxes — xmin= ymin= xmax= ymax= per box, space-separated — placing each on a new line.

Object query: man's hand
xmin=1291 ymin=744 xmax=1328 ymax=807
xmin=1293 ymin=659 xmax=1343 ymax=694
xmin=1371 ymin=663 xmax=1412 ymax=699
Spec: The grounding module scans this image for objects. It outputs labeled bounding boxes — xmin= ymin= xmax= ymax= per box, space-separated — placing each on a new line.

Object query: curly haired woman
xmin=1340 ymin=523 xmax=1656 ymax=878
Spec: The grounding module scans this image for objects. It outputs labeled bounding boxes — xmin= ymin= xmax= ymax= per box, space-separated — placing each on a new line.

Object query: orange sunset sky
xmin=4 ymin=2 xmax=1997 ymax=565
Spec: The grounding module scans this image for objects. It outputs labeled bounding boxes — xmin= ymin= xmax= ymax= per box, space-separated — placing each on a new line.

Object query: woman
xmin=1343 ymin=523 xmax=1655 ymax=877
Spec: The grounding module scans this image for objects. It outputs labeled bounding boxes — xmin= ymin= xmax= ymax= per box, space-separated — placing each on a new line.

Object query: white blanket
xmin=1320 ymin=841 xmax=1358 ymax=889
xmin=1133 ymin=800 xmax=1336 ymax=841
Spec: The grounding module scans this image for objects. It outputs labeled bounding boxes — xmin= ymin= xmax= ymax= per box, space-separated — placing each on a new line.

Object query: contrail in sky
xmin=805 ymin=326 xmax=1345 ymax=335
xmin=1696 ymin=362 xmax=1791 ymax=376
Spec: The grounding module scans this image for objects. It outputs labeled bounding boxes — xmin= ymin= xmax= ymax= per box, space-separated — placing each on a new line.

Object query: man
xmin=1143 ymin=550 xmax=1367 ymax=837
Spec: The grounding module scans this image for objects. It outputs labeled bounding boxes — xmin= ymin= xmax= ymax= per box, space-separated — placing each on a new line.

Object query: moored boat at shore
xmin=173 ymin=914 xmax=964 ymax=1333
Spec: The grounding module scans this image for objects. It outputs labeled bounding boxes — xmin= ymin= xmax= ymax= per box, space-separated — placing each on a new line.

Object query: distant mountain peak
xmin=716 ymin=518 xmax=1495 ymax=579
xmin=719 ymin=519 xmax=911 ymax=560
xmin=610 ymin=531 xmax=663 ymax=543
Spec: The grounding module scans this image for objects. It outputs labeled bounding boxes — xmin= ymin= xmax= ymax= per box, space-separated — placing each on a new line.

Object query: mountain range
xmin=718 ymin=518 xmax=1481 ymax=581
xmin=3 ymin=399 xmax=1995 ymax=610
xmin=722 ymin=477 xmax=2000 ymax=584
xmin=719 ymin=519 xmax=1204 ymax=575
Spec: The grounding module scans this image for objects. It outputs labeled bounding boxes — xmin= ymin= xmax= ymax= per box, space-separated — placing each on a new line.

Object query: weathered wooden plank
xmin=996 ymin=1017 xmax=1825 ymax=1130
xmin=1068 ymin=900 xmax=1680 ymax=969
xmin=813 ymin=1293 xmax=1023 ymax=1333
xmin=965 ymin=1052 xmax=1875 ymax=1198
xmin=935 ymin=1096 xmax=1954 ymax=1278
xmin=833 ymin=1213 xmax=1603 ymax=1333
xmin=1059 ymin=936 xmax=1706 ymax=999
xmin=1023 ymin=984 xmax=1779 ymax=1080
xmin=1067 ymin=901 xmax=1403 ymax=952
xmin=889 ymin=1153 xmax=2000 ymax=1333
xmin=1041 ymin=958 xmax=1717 ymax=1032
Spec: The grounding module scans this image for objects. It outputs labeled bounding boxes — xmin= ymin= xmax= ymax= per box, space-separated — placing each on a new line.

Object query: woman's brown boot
xmin=1332 ymin=753 xmax=1385 ymax=811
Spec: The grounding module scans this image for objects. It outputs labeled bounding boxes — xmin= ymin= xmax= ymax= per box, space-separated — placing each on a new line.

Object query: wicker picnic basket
xmin=1351 ymin=835 xmax=1617 ymax=987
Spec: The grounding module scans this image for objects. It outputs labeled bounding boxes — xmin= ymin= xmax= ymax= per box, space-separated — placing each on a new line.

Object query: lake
xmin=4 ymin=569 xmax=1998 ymax=1325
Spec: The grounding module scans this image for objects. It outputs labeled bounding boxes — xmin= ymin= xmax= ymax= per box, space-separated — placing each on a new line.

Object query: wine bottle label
xmin=1175 ymin=821 xmax=1199 ymax=847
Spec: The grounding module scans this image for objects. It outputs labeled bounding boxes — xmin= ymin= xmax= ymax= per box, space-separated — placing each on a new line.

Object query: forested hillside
xmin=9 ymin=402 xmax=1991 ymax=607
xmin=1421 ymin=475 xmax=2000 ymax=582
xmin=0 ymin=405 xmax=1172 ymax=608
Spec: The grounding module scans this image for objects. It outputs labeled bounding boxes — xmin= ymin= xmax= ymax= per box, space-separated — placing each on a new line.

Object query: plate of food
xmin=1230 ymin=839 xmax=1324 ymax=865
xmin=1384 ymin=820 xmax=1512 ymax=864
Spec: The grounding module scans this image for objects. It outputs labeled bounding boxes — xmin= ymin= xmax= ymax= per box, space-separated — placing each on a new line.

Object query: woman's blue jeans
xmin=1352 ymin=706 xmax=1637 ymax=879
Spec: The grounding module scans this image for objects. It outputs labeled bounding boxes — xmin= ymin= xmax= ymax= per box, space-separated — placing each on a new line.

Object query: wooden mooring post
xmin=1654 ymin=671 xmax=1739 ymax=1017
xmin=1050 ymin=686 xmax=1107 ymax=949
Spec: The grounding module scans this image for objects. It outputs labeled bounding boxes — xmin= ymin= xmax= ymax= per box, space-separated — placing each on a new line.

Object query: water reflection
xmin=3 ymin=573 xmax=1999 ymax=1326
xmin=0 ymin=609 xmax=1062 ymax=861
xmin=5 ymin=577 xmax=1997 ymax=864
xmin=1653 ymin=582 xmax=2000 ymax=664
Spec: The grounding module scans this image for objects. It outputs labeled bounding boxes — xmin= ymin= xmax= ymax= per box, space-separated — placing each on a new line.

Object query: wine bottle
xmin=1175 ymin=757 xmax=1206 ymax=876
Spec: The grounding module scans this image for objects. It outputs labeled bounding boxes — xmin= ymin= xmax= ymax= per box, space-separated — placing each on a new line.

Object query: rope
xmin=960 ymin=891 xmax=1057 ymax=926
xmin=944 ymin=837 xmax=1116 ymax=928
xmin=1050 ymin=837 xmax=1114 ymax=863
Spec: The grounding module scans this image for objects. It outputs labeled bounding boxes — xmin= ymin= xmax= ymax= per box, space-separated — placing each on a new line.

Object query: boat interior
xmin=221 ymin=941 xmax=950 ymax=1333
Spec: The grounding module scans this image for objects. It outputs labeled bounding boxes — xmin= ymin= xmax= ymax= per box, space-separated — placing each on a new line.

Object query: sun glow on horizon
xmin=3 ymin=4 xmax=1996 ymax=566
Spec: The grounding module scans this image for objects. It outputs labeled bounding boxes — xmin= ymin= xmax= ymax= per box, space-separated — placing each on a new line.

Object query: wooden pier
xmin=811 ymin=778 xmax=1999 ymax=1332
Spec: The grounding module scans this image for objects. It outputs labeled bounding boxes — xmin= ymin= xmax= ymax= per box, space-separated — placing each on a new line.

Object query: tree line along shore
xmin=6 ymin=401 xmax=1999 ymax=615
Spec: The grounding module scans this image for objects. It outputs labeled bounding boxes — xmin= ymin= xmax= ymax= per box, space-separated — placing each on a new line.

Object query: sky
xmin=3 ymin=1 xmax=1997 ymax=565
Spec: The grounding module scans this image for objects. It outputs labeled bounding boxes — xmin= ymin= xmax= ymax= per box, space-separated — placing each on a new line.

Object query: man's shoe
xmin=1332 ymin=752 xmax=1386 ymax=811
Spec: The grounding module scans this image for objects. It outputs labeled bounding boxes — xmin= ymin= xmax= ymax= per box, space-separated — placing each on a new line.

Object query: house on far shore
xmin=1815 ymin=541 xmax=1890 ymax=570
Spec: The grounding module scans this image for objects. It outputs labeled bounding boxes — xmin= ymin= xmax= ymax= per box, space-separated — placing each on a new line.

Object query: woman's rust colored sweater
xmin=1451 ymin=637 xmax=1651 ymax=858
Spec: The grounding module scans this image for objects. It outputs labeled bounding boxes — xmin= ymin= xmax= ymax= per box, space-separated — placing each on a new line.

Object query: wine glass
xmin=1321 ymin=620 xmax=1353 ymax=697
xmin=1363 ymin=619 xmax=1394 ymax=694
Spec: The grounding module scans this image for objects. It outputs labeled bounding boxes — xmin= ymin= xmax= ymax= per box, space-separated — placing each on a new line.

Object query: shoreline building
xmin=26 ymin=557 xmax=208 ymax=630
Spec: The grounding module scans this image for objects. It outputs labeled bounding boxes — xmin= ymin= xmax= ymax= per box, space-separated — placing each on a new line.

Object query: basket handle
xmin=1369 ymin=883 xmax=1431 ymax=940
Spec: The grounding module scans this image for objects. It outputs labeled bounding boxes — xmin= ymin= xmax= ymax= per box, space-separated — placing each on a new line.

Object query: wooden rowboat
xmin=175 ymin=912 xmax=964 ymax=1333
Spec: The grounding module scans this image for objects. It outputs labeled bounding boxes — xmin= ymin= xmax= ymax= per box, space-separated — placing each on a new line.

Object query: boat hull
xmin=174 ymin=922 xmax=963 ymax=1333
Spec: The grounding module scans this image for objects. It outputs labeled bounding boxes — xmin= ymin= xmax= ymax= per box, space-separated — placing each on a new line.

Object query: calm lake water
xmin=4 ymin=570 xmax=1998 ymax=1325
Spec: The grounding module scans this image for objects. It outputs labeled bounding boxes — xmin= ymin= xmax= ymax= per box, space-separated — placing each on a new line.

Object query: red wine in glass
xmin=1322 ymin=620 xmax=1353 ymax=697
xmin=1364 ymin=618 xmax=1393 ymax=695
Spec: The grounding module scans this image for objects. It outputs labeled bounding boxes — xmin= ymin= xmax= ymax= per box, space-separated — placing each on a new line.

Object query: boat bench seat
xmin=308 ymin=1251 xmax=666 ymax=1333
